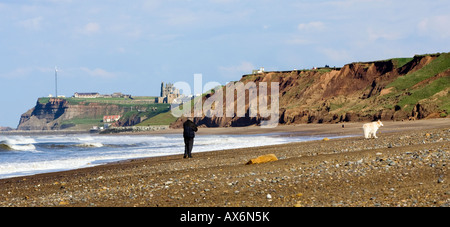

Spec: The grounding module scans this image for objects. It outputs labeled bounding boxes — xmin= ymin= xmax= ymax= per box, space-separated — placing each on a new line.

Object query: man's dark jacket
xmin=183 ymin=120 xmax=198 ymax=138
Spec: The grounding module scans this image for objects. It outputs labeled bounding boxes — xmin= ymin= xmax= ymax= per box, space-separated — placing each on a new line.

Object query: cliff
xmin=17 ymin=98 xmax=126 ymax=130
xmin=17 ymin=97 xmax=172 ymax=131
xmin=18 ymin=53 xmax=449 ymax=130
xmin=172 ymin=53 xmax=450 ymax=128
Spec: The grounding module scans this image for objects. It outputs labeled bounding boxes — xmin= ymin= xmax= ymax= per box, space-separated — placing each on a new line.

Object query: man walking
xmin=183 ymin=118 xmax=198 ymax=158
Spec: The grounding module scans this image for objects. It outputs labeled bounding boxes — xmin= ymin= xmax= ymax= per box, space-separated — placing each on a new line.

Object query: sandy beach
xmin=0 ymin=118 xmax=449 ymax=207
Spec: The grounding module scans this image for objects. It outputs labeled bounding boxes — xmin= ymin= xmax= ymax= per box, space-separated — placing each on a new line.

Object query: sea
xmin=0 ymin=132 xmax=347 ymax=179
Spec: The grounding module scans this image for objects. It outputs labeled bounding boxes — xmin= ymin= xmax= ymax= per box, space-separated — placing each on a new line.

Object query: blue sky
xmin=0 ymin=0 xmax=449 ymax=128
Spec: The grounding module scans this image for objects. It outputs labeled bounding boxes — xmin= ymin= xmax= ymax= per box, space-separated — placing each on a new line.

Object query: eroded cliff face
xmin=172 ymin=54 xmax=449 ymax=128
xmin=18 ymin=98 xmax=66 ymax=130
xmin=18 ymin=54 xmax=449 ymax=130
xmin=17 ymin=98 xmax=125 ymax=130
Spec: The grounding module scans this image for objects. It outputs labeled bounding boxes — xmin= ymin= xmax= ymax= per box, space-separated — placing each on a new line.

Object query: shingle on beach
xmin=0 ymin=119 xmax=449 ymax=207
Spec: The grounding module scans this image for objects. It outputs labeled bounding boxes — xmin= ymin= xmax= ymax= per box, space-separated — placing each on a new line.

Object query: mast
xmin=55 ymin=66 xmax=58 ymax=98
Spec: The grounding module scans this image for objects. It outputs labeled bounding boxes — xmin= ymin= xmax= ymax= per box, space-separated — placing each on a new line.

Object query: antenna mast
xmin=55 ymin=66 xmax=58 ymax=98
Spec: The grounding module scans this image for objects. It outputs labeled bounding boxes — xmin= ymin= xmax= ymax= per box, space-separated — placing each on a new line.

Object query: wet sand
xmin=0 ymin=119 xmax=449 ymax=207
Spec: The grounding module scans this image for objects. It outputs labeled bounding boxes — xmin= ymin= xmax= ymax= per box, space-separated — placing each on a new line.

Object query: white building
xmin=252 ymin=67 xmax=265 ymax=74
xmin=74 ymin=92 xmax=101 ymax=98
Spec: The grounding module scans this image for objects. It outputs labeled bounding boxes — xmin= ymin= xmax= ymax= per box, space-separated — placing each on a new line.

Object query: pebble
xmin=1 ymin=126 xmax=448 ymax=207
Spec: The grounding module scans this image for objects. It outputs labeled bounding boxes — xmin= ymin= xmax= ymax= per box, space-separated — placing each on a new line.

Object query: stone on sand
xmin=246 ymin=154 xmax=278 ymax=165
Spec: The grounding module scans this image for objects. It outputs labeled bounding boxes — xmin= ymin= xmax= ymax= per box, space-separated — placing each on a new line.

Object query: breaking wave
xmin=0 ymin=133 xmax=351 ymax=179
xmin=76 ymin=142 xmax=104 ymax=148
xmin=0 ymin=143 xmax=13 ymax=151
xmin=0 ymin=138 xmax=37 ymax=152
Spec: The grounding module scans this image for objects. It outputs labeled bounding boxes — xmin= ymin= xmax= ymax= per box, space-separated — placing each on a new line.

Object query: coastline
xmin=100 ymin=118 xmax=450 ymax=136
xmin=0 ymin=118 xmax=449 ymax=207
xmin=3 ymin=118 xmax=448 ymax=137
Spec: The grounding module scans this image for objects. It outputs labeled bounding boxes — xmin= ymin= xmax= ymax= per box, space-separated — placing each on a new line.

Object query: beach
xmin=0 ymin=119 xmax=449 ymax=207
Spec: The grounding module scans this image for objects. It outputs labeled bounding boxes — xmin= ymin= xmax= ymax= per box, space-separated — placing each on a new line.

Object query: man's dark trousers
xmin=183 ymin=119 xmax=197 ymax=158
xmin=184 ymin=137 xmax=194 ymax=158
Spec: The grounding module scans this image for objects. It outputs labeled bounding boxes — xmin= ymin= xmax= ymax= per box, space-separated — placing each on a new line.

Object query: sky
xmin=0 ymin=0 xmax=449 ymax=128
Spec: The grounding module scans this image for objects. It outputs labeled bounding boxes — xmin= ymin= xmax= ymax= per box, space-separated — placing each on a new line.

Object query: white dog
xmin=363 ymin=120 xmax=384 ymax=139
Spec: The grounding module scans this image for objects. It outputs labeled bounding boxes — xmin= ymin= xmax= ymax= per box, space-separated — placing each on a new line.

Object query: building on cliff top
xmin=73 ymin=92 xmax=132 ymax=99
xmin=74 ymin=92 xmax=101 ymax=98
xmin=157 ymin=82 xmax=180 ymax=104
xmin=252 ymin=67 xmax=265 ymax=74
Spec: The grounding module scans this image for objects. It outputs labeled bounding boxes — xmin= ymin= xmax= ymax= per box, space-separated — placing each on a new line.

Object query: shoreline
xmin=0 ymin=118 xmax=449 ymax=207
xmin=4 ymin=118 xmax=449 ymax=137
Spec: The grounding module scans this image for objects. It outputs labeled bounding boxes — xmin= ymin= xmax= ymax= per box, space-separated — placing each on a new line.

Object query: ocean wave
xmin=76 ymin=137 xmax=95 ymax=141
xmin=0 ymin=143 xmax=36 ymax=151
xmin=76 ymin=142 xmax=104 ymax=148
xmin=38 ymin=142 xmax=126 ymax=150
xmin=0 ymin=143 xmax=13 ymax=151
xmin=0 ymin=136 xmax=38 ymax=152
xmin=1 ymin=133 xmax=336 ymax=179
xmin=3 ymin=137 xmax=37 ymax=145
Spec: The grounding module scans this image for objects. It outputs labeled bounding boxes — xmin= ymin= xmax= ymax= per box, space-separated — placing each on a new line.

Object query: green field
xmin=60 ymin=117 xmax=104 ymax=130
xmin=136 ymin=111 xmax=178 ymax=126
xmin=39 ymin=96 xmax=158 ymax=105
xmin=387 ymin=53 xmax=450 ymax=91
xmin=38 ymin=96 xmax=175 ymax=130
xmin=386 ymin=53 xmax=450 ymax=112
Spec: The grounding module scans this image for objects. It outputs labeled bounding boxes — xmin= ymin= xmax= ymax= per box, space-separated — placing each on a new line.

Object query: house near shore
xmin=103 ymin=115 xmax=121 ymax=123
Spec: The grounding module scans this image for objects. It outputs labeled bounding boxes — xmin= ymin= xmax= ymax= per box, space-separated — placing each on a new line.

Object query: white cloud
xmin=77 ymin=22 xmax=101 ymax=35
xmin=0 ymin=68 xmax=33 ymax=79
xmin=209 ymin=0 xmax=240 ymax=3
xmin=318 ymin=48 xmax=352 ymax=63
xmin=141 ymin=0 xmax=161 ymax=11
xmin=325 ymin=0 xmax=384 ymax=8
xmin=115 ymin=47 xmax=126 ymax=53
xmin=44 ymin=0 xmax=73 ymax=3
xmin=0 ymin=67 xmax=55 ymax=79
xmin=108 ymin=22 xmax=143 ymax=39
xmin=80 ymin=67 xmax=116 ymax=78
xmin=286 ymin=37 xmax=312 ymax=45
xmin=297 ymin=21 xmax=325 ymax=31
xmin=367 ymin=27 xmax=404 ymax=42
xmin=219 ymin=61 xmax=255 ymax=78
xmin=418 ymin=15 xmax=450 ymax=39
xmin=17 ymin=17 xmax=43 ymax=30
xmin=164 ymin=9 xmax=199 ymax=27
xmin=85 ymin=22 xmax=100 ymax=33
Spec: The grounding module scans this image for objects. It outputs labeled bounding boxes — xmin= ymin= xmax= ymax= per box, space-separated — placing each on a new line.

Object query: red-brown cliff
xmin=172 ymin=53 xmax=449 ymax=128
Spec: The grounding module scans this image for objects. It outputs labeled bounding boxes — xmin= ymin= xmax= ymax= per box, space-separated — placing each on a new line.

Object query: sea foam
xmin=0 ymin=133 xmax=344 ymax=179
